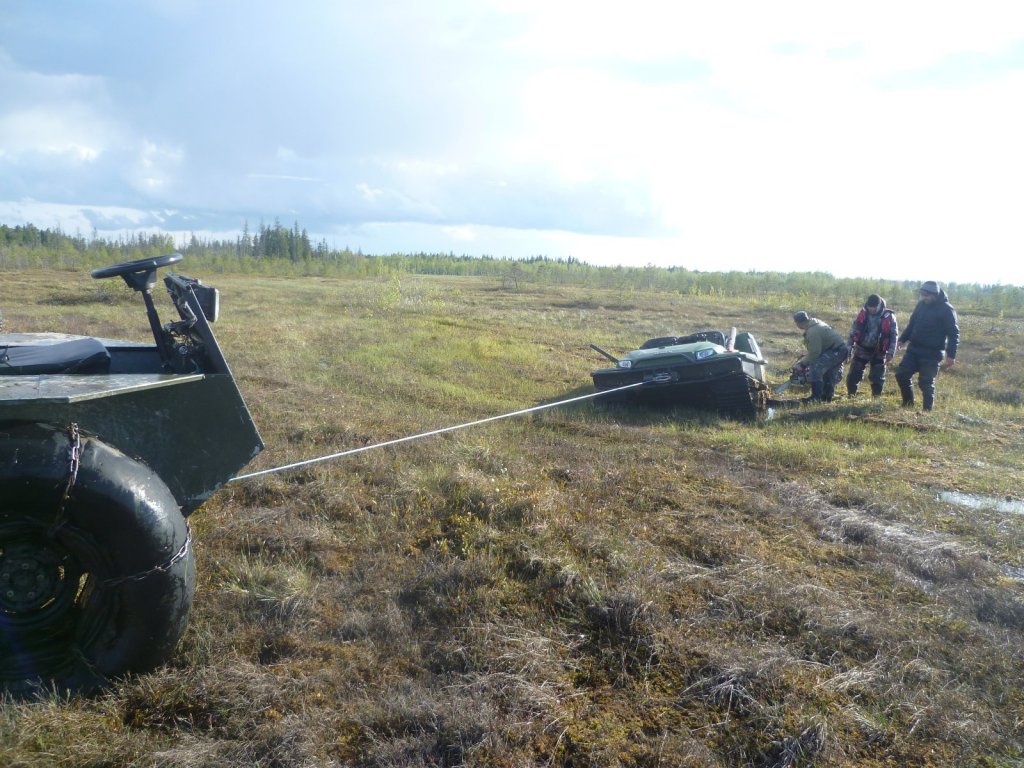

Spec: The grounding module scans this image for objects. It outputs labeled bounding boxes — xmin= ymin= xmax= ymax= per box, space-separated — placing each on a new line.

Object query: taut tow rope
xmin=230 ymin=381 xmax=644 ymax=482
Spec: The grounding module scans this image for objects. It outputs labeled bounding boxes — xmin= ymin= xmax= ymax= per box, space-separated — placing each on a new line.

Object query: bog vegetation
xmin=2 ymin=228 xmax=1024 ymax=766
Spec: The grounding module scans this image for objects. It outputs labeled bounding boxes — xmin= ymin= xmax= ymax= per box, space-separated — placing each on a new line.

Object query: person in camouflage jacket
xmin=846 ymin=294 xmax=899 ymax=397
xmin=793 ymin=311 xmax=848 ymax=403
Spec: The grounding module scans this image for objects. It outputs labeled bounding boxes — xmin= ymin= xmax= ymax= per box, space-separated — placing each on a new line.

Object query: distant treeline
xmin=3 ymin=220 xmax=1023 ymax=316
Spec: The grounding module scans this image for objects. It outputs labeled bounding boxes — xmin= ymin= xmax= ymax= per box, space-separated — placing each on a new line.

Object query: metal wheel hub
xmin=0 ymin=541 xmax=72 ymax=614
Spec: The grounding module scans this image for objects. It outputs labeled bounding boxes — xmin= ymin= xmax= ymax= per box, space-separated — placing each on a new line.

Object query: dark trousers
xmin=895 ymin=347 xmax=942 ymax=410
xmin=847 ymin=351 xmax=887 ymax=397
xmin=808 ymin=345 xmax=847 ymax=402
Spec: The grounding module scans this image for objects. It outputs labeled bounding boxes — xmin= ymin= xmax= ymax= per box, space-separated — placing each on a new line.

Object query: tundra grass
xmin=2 ymin=269 xmax=1024 ymax=767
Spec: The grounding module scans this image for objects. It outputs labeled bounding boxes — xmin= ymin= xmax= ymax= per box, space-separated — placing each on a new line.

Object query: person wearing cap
xmin=895 ymin=281 xmax=960 ymax=411
xmin=846 ymin=294 xmax=899 ymax=397
xmin=792 ymin=311 xmax=849 ymax=403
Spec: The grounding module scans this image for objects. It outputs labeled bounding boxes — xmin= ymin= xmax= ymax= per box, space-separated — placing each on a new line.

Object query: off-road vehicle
xmin=590 ymin=328 xmax=770 ymax=419
xmin=0 ymin=254 xmax=262 ymax=695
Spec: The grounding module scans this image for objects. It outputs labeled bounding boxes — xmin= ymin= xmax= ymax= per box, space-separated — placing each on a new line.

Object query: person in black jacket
xmin=895 ymin=281 xmax=959 ymax=411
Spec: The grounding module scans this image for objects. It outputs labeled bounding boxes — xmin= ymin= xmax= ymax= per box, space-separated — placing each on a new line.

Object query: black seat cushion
xmin=675 ymin=330 xmax=727 ymax=346
xmin=0 ymin=337 xmax=111 ymax=375
xmin=640 ymin=330 xmax=726 ymax=349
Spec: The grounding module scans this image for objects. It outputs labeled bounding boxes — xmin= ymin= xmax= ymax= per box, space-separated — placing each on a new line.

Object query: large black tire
xmin=0 ymin=423 xmax=195 ymax=696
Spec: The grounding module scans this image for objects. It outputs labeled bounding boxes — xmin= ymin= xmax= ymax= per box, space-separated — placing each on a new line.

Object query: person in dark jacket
xmin=846 ymin=294 xmax=899 ymax=397
xmin=895 ymin=281 xmax=959 ymax=411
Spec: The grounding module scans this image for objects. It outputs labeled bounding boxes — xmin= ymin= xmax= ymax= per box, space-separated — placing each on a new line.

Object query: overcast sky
xmin=1 ymin=1 xmax=1022 ymax=285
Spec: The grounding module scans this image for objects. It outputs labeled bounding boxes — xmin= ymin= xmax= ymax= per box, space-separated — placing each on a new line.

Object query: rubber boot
xmin=870 ymin=368 xmax=884 ymax=397
xmin=802 ymin=380 xmax=825 ymax=404
xmin=823 ymin=378 xmax=836 ymax=403
xmin=897 ymin=376 xmax=914 ymax=407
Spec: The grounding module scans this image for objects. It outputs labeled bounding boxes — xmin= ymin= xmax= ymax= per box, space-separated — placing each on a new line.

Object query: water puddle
xmin=1004 ymin=566 xmax=1024 ymax=582
xmin=939 ymin=491 xmax=1024 ymax=515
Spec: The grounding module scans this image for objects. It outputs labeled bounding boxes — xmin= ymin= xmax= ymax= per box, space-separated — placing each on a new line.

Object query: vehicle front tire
xmin=0 ymin=422 xmax=195 ymax=696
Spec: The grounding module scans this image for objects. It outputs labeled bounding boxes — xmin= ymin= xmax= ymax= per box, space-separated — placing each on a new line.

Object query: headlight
xmin=618 ymin=360 xmax=632 ymax=368
xmin=695 ymin=348 xmax=715 ymax=360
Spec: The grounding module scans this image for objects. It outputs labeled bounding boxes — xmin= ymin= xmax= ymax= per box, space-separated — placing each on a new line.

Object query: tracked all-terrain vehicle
xmin=590 ymin=328 xmax=770 ymax=419
xmin=0 ymin=254 xmax=262 ymax=696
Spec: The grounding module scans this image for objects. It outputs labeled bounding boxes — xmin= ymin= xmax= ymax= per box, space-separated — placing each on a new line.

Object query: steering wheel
xmin=91 ymin=253 xmax=183 ymax=280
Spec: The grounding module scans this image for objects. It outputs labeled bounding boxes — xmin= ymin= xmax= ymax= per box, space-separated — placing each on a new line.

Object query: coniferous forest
xmin=2 ymin=220 xmax=1023 ymax=316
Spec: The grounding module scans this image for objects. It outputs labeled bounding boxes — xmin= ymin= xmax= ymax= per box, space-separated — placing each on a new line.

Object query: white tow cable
xmin=230 ymin=381 xmax=644 ymax=482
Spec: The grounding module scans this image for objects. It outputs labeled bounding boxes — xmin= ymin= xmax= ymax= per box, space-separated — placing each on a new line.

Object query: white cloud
xmin=0 ymin=52 xmax=119 ymax=164
xmin=1 ymin=1 xmax=1023 ymax=285
xmin=127 ymin=141 xmax=185 ymax=193
xmin=0 ymin=106 xmax=108 ymax=163
xmin=356 ymin=183 xmax=384 ymax=202
xmin=247 ymin=173 xmax=320 ymax=183
xmin=443 ymin=225 xmax=477 ymax=241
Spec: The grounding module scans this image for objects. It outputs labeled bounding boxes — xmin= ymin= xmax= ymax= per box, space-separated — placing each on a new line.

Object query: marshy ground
xmin=3 ymin=268 xmax=1023 ymax=767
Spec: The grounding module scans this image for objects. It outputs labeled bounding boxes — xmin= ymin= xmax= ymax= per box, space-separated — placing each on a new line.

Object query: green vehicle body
xmin=0 ymin=254 xmax=262 ymax=695
xmin=0 ymin=339 xmax=261 ymax=514
xmin=591 ymin=329 xmax=770 ymax=419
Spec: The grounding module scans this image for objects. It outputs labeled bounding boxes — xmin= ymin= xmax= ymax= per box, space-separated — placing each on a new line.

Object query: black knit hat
xmin=793 ymin=311 xmax=810 ymax=323
xmin=918 ymin=281 xmax=940 ymax=295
